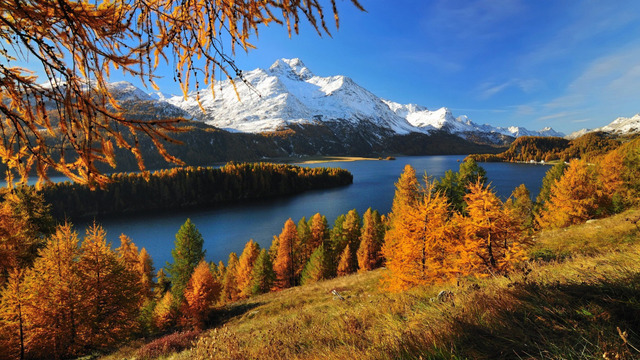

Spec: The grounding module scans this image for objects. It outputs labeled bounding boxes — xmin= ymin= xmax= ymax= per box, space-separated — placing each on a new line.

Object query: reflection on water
xmin=78 ymin=155 xmax=551 ymax=267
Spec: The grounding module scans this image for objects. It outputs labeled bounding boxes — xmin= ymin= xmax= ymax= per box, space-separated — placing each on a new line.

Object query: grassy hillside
xmin=104 ymin=209 xmax=640 ymax=360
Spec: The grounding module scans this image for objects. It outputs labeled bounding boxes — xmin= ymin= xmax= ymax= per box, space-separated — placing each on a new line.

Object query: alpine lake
xmin=76 ymin=155 xmax=551 ymax=268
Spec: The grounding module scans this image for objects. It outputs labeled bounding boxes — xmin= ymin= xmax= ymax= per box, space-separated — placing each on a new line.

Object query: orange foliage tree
xmin=0 ymin=269 xmax=28 ymax=360
xmin=458 ymin=182 xmax=527 ymax=275
xmin=184 ymin=260 xmax=221 ymax=329
xmin=336 ymin=244 xmax=354 ymax=277
xmin=382 ymin=170 xmax=453 ymax=291
xmin=273 ymin=219 xmax=297 ymax=289
xmin=221 ymin=253 xmax=239 ymax=303
xmin=536 ymin=159 xmax=601 ymax=229
xmin=77 ymin=224 xmax=139 ymax=349
xmin=20 ymin=223 xmax=82 ymax=359
xmin=357 ymin=208 xmax=384 ymax=272
xmin=236 ymin=240 xmax=261 ymax=299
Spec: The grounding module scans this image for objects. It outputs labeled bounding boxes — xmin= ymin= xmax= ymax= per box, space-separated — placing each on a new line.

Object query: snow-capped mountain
xmin=163 ymin=58 xmax=561 ymax=142
xmin=567 ymin=114 xmax=640 ymax=139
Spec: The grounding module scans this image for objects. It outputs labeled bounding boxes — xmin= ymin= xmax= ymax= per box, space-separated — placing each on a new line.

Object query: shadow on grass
xmin=209 ymin=301 xmax=265 ymax=328
xmin=402 ymin=274 xmax=640 ymax=360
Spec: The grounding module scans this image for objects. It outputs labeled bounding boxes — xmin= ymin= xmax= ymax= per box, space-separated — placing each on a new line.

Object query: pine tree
xmin=504 ymin=184 xmax=534 ymax=231
xmin=301 ymin=244 xmax=330 ymax=285
xmin=273 ymin=218 xmax=297 ymax=289
xmin=251 ymin=249 xmax=275 ymax=295
xmin=221 ymin=253 xmax=239 ymax=303
xmin=296 ymin=217 xmax=311 ymax=273
xmin=184 ymin=260 xmax=221 ymax=329
xmin=342 ymin=209 xmax=361 ymax=271
xmin=155 ymin=268 xmax=171 ymax=299
xmin=167 ymin=219 xmax=205 ymax=303
xmin=236 ymin=240 xmax=260 ymax=298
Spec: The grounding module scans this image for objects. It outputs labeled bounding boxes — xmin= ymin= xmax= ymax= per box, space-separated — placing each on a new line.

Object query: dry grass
xmin=103 ymin=209 xmax=640 ymax=360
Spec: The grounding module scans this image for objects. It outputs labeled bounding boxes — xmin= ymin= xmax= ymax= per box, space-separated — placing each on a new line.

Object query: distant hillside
xmin=468 ymin=132 xmax=626 ymax=163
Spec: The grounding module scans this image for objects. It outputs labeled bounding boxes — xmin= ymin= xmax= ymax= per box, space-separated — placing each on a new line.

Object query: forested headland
xmin=40 ymin=163 xmax=353 ymax=220
xmin=467 ymin=132 xmax=628 ymax=163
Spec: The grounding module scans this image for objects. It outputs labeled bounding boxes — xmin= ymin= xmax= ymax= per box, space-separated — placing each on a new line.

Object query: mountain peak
xmin=269 ymin=58 xmax=314 ymax=80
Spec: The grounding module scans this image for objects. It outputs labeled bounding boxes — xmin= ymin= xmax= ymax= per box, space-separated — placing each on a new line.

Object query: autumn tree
xmin=535 ymin=162 xmax=567 ymax=207
xmin=596 ymin=148 xmax=627 ymax=212
xmin=77 ymin=223 xmax=139 ymax=349
xmin=155 ymin=268 xmax=171 ymax=299
xmin=0 ymin=269 xmax=27 ymax=360
xmin=536 ymin=159 xmax=601 ymax=229
xmin=251 ymin=249 xmax=275 ymax=295
xmin=184 ymin=260 xmax=221 ymax=329
xmin=236 ymin=240 xmax=260 ymax=299
xmin=137 ymin=248 xmax=155 ymax=301
xmin=273 ymin=218 xmax=297 ymax=289
xmin=357 ymin=208 xmax=384 ymax=272
xmin=153 ymin=292 xmax=176 ymax=333
xmin=0 ymin=187 xmax=54 ymax=286
xmin=20 ymin=223 xmax=82 ymax=359
xmin=1 ymin=0 xmax=363 ymax=187
xmin=336 ymin=244 xmax=354 ymax=276
xmin=221 ymin=253 xmax=240 ymax=303
xmin=309 ymin=213 xmax=330 ymax=252
xmin=382 ymin=176 xmax=453 ymax=291
xmin=459 ymin=181 xmax=526 ymax=275
xmin=295 ymin=217 xmax=311 ymax=277
xmin=167 ymin=219 xmax=205 ymax=303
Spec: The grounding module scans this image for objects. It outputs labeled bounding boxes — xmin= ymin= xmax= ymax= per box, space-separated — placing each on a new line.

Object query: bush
xmin=135 ymin=330 xmax=201 ymax=359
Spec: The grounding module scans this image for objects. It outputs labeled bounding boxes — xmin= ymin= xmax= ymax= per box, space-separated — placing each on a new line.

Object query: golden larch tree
xmin=220 ymin=253 xmax=239 ymax=303
xmin=236 ymin=240 xmax=261 ymax=299
xmin=21 ymin=223 xmax=82 ymax=359
xmin=357 ymin=208 xmax=384 ymax=272
xmin=536 ymin=159 xmax=601 ymax=229
xmin=274 ymin=219 xmax=297 ymax=289
xmin=184 ymin=260 xmax=221 ymax=329
xmin=459 ymin=181 xmax=526 ymax=275
xmin=77 ymin=223 xmax=139 ymax=349
xmin=0 ymin=269 xmax=28 ymax=360
xmin=337 ymin=244 xmax=354 ymax=277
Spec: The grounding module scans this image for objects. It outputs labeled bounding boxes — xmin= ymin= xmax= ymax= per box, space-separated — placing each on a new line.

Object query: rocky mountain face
xmin=567 ymin=114 xmax=640 ymax=139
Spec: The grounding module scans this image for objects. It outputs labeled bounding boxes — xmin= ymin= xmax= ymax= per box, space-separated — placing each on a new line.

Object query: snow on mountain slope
xmin=382 ymin=99 xmax=563 ymax=138
xmin=567 ymin=114 xmax=640 ymax=139
xmin=167 ymin=58 xmax=418 ymax=134
xmin=101 ymin=58 xmax=562 ymax=141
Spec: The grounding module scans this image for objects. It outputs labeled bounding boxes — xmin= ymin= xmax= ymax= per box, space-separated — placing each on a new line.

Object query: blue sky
xmin=22 ymin=0 xmax=640 ymax=135
xmin=211 ymin=0 xmax=640 ymax=135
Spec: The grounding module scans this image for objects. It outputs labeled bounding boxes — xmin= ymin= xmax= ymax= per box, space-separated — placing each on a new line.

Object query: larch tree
xmin=357 ymin=208 xmax=384 ymax=272
xmin=597 ymin=148 xmax=627 ymax=211
xmin=155 ymin=268 xmax=171 ymax=299
xmin=0 ymin=269 xmax=28 ymax=360
xmin=273 ymin=218 xmax=297 ymax=289
xmin=295 ymin=217 xmax=311 ymax=278
xmin=1 ymin=0 xmax=363 ymax=187
xmin=221 ymin=253 xmax=239 ymax=303
xmin=460 ymin=181 xmax=526 ymax=275
xmin=309 ymin=213 xmax=330 ymax=251
xmin=336 ymin=244 xmax=354 ymax=276
xmin=236 ymin=240 xmax=261 ymax=299
xmin=167 ymin=219 xmax=205 ymax=303
xmin=251 ymin=249 xmax=275 ymax=295
xmin=137 ymin=248 xmax=155 ymax=301
xmin=77 ymin=223 xmax=139 ymax=349
xmin=21 ymin=223 xmax=82 ymax=359
xmin=535 ymin=162 xmax=567 ymax=207
xmin=184 ymin=260 xmax=220 ymax=329
xmin=536 ymin=159 xmax=601 ymax=229
xmin=382 ymin=178 xmax=453 ymax=291
xmin=342 ymin=209 xmax=362 ymax=271
xmin=153 ymin=291 xmax=176 ymax=333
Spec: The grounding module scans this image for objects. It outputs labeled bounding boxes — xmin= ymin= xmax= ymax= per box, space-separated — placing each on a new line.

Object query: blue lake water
xmin=78 ymin=155 xmax=551 ymax=268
